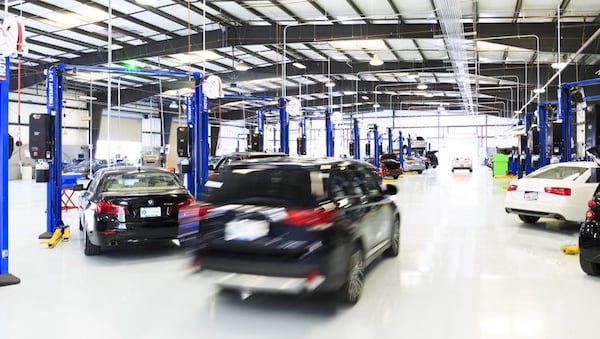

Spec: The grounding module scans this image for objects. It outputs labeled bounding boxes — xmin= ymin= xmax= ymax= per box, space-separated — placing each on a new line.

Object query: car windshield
xmin=100 ymin=171 xmax=182 ymax=192
xmin=529 ymin=165 xmax=589 ymax=181
xmin=203 ymin=167 xmax=325 ymax=207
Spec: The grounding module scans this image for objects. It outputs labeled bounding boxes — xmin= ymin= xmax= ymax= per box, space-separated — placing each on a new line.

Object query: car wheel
xmin=451 ymin=168 xmax=455 ymax=172
xmin=518 ymin=215 xmax=540 ymax=224
xmin=580 ymin=256 xmax=600 ymax=276
xmin=384 ymin=218 xmax=400 ymax=257
xmin=337 ymin=247 xmax=364 ymax=305
xmin=84 ymin=231 xmax=101 ymax=256
xmin=432 ymin=165 xmax=437 ymax=168
xmin=417 ymin=170 xmax=423 ymax=174
xmin=392 ymin=175 xmax=398 ymax=179
xmin=469 ymin=168 xmax=473 ymax=172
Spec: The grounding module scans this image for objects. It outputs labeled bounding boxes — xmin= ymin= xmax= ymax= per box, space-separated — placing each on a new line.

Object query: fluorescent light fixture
xmin=551 ymin=62 xmax=568 ymax=69
xmin=533 ymin=88 xmax=545 ymax=94
xmin=343 ymin=91 xmax=355 ymax=95
xmin=325 ymin=82 xmax=335 ymax=88
xmin=424 ymin=93 xmax=434 ymax=98
xmin=407 ymin=74 xmax=419 ymax=79
xmin=417 ymin=83 xmax=428 ymax=90
xmin=169 ymin=101 xmax=179 ymax=109
xmin=234 ymin=61 xmax=250 ymax=71
xmin=369 ymin=54 xmax=384 ymax=66
xmin=79 ymin=95 xmax=97 ymax=101
xmin=373 ymin=103 xmax=381 ymax=108
xmin=292 ymin=62 xmax=307 ymax=69
xmin=514 ymin=110 xmax=521 ymax=114
xmin=361 ymin=96 xmax=369 ymax=100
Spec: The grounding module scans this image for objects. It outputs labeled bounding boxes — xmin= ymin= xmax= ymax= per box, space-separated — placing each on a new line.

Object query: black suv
xmin=179 ymin=157 xmax=401 ymax=304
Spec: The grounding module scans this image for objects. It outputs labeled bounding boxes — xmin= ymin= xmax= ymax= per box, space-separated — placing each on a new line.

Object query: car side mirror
xmin=384 ymin=184 xmax=398 ymax=195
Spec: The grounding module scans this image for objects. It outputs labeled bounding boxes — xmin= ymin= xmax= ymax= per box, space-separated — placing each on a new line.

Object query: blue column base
xmin=0 ymin=273 xmax=20 ymax=287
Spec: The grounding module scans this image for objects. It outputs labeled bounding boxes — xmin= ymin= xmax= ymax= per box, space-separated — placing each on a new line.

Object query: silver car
xmin=403 ymin=156 xmax=426 ymax=174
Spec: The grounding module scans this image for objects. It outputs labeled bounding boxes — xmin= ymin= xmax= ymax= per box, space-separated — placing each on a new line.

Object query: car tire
xmin=84 ymin=232 xmax=101 ymax=256
xmin=518 ymin=215 xmax=540 ymax=223
xmin=337 ymin=247 xmax=364 ymax=305
xmin=469 ymin=168 xmax=473 ymax=172
xmin=392 ymin=175 xmax=398 ymax=179
xmin=452 ymin=168 xmax=455 ymax=172
xmin=384 ymin=218 xmax=400 ymax=257
xmin=417 ymin=170 xmax=423 ymax=174
xmin=580 ymin=256 xmax=600 ymax=276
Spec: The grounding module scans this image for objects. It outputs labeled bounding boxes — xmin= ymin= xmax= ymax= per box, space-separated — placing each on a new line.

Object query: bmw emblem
xmin=148 ymin=199 xmax=154 ymax=206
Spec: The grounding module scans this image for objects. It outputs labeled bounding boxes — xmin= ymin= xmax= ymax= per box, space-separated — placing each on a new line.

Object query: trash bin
xmin=35 ymin=162 xmax=50 ymax=183
xmin=492 ymin=153 xmax=509 ymax=177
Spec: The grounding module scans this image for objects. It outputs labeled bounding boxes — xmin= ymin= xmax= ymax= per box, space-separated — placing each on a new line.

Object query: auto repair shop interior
xmin=1 ymin=1 xmax=600 ymax=339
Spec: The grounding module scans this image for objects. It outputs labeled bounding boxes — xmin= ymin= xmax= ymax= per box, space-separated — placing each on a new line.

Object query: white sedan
xmin=451 ymin=157 xmax=473 ymax=172
xmin=504 ymin=161 xmax=599 ymax=223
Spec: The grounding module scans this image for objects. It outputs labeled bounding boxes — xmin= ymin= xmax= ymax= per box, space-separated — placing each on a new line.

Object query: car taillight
xmin=174 ymin=196 xmax=195 ymax=212
xmin=589 ymin=199 xmax=597 ymax=209
xmin=197 ymin=204 xmax=214 ymax=219
xmin=586 ymin=209 xmax=596 ymax=221
xmin=96 ymin=201 xmax=127 ymax=215
xmin=544 ymin=187 xmax=571 ymax=196
xmin=506 ymin=184 xmax=518 ymax=191
xmin=285 ymin=208 xmax=337 ymax=229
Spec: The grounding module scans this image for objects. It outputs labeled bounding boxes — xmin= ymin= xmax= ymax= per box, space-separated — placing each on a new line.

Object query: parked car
xmin=209 ymin=152 xmax=286 ymax=177
xmin=451 ymin=157 xmax=473 ymax=172
xmin=505 ymin=161 xmax=598 ymax=224
xmin=379 ymin=153 xmax=403 ymax=179
xmin=402 ymin=156 xmax=425 ymax=174
xmin=578 ymin=146 xmax=600 ymax=276
xmin=78 ymin=166 xmax=194 ymax=255
xmin=425 ymin=151 xmax=439 ymax=168
xmin=179 ymin=157 xmax=401 ymax=304
xmin=63 ymin=159 xmax=108 ymax=174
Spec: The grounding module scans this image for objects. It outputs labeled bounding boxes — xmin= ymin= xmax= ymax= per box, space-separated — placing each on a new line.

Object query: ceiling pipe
xmin=519 ymin=25 xmax=600 ymax=113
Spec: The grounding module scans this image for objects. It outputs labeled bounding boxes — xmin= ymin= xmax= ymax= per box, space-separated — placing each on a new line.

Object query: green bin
xmin=492 ymin=153 xmax=509 ymax=177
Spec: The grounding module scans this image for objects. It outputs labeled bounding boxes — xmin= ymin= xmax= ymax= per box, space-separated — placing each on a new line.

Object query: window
xmin=529 ymin=165 xmax=589 ymax=181
xmin=101 ymin=171 xmax=181 ymax=192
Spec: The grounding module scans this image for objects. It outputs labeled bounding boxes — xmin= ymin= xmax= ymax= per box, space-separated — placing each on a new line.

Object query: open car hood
xmin=588 ymin=146 xmax=600 ymax=165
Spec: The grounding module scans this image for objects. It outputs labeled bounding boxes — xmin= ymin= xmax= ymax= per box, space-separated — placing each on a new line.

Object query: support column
xmin=0 ymin=56 xmax=20 ymax=286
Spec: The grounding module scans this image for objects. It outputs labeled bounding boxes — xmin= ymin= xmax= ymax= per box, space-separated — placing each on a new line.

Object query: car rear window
xmin=203 ymin=167 xmax=326 ymax=207
xmin=101 ymin=171 xmax=181 ymax=192
xmin=529 ymin=165 xmax=589 ymax=180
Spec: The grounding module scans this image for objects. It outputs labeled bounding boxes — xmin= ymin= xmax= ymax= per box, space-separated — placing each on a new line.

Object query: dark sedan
xmin=179 ymin=158 xmax=400 ymax=304
xmin=579 ymin=146 xmax=600 ymax=276
xmin=78 ymin=166 xmax=194 ymax=255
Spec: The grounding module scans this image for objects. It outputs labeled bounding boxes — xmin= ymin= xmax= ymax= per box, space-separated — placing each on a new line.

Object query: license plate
xmin=140 ymin=206 xmax=161 ymax=218
xmin=524 ymin=191 xmax=538 ymax=201
xmin=225 ymin=219 xmax=269 ymax=241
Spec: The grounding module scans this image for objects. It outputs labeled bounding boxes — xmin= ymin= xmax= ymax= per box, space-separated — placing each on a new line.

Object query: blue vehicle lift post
xmin=524 ymin=110 xmax=533 ymax=175
xmin=558 ymin=78 xmax=600 ymax=162
xmin=398 ymin=131 xmax=404 ymax=167
xmin=278 ymin=98 xmax=289 ymax=154
xmin=44 ymin=65 xmax=204 ymax=237
xmin=537 ymin=103 xmax=549 ymax=168
xmin=387 ymin=127 xmax=393 ymax=154
xmin=0 ymin=56 xmax=20 ymax=286
xmin=353 ymin=118 xmax=360 ymax=160
xmin=325 ymin=109 xmax=334 ymax=157
xmin=373 ymin=124 xmax=379 ymax=168
xmin=407 ymin=133 xmax=412 ymax=156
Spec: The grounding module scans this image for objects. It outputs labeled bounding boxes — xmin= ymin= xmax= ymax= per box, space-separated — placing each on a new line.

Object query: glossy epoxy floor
xmin=1 ymin=166 xmax=598 ymax=339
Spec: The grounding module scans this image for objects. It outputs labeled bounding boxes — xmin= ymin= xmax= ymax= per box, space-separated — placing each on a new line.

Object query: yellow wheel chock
xmin=560 ymin=244 xmax=579 ymax=255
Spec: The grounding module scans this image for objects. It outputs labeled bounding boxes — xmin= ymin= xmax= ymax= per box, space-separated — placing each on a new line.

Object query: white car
xmin=451 ymin=157 xmax=473 ymax=172
xmin=504 ymin=161 xmax=599 ymax=223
